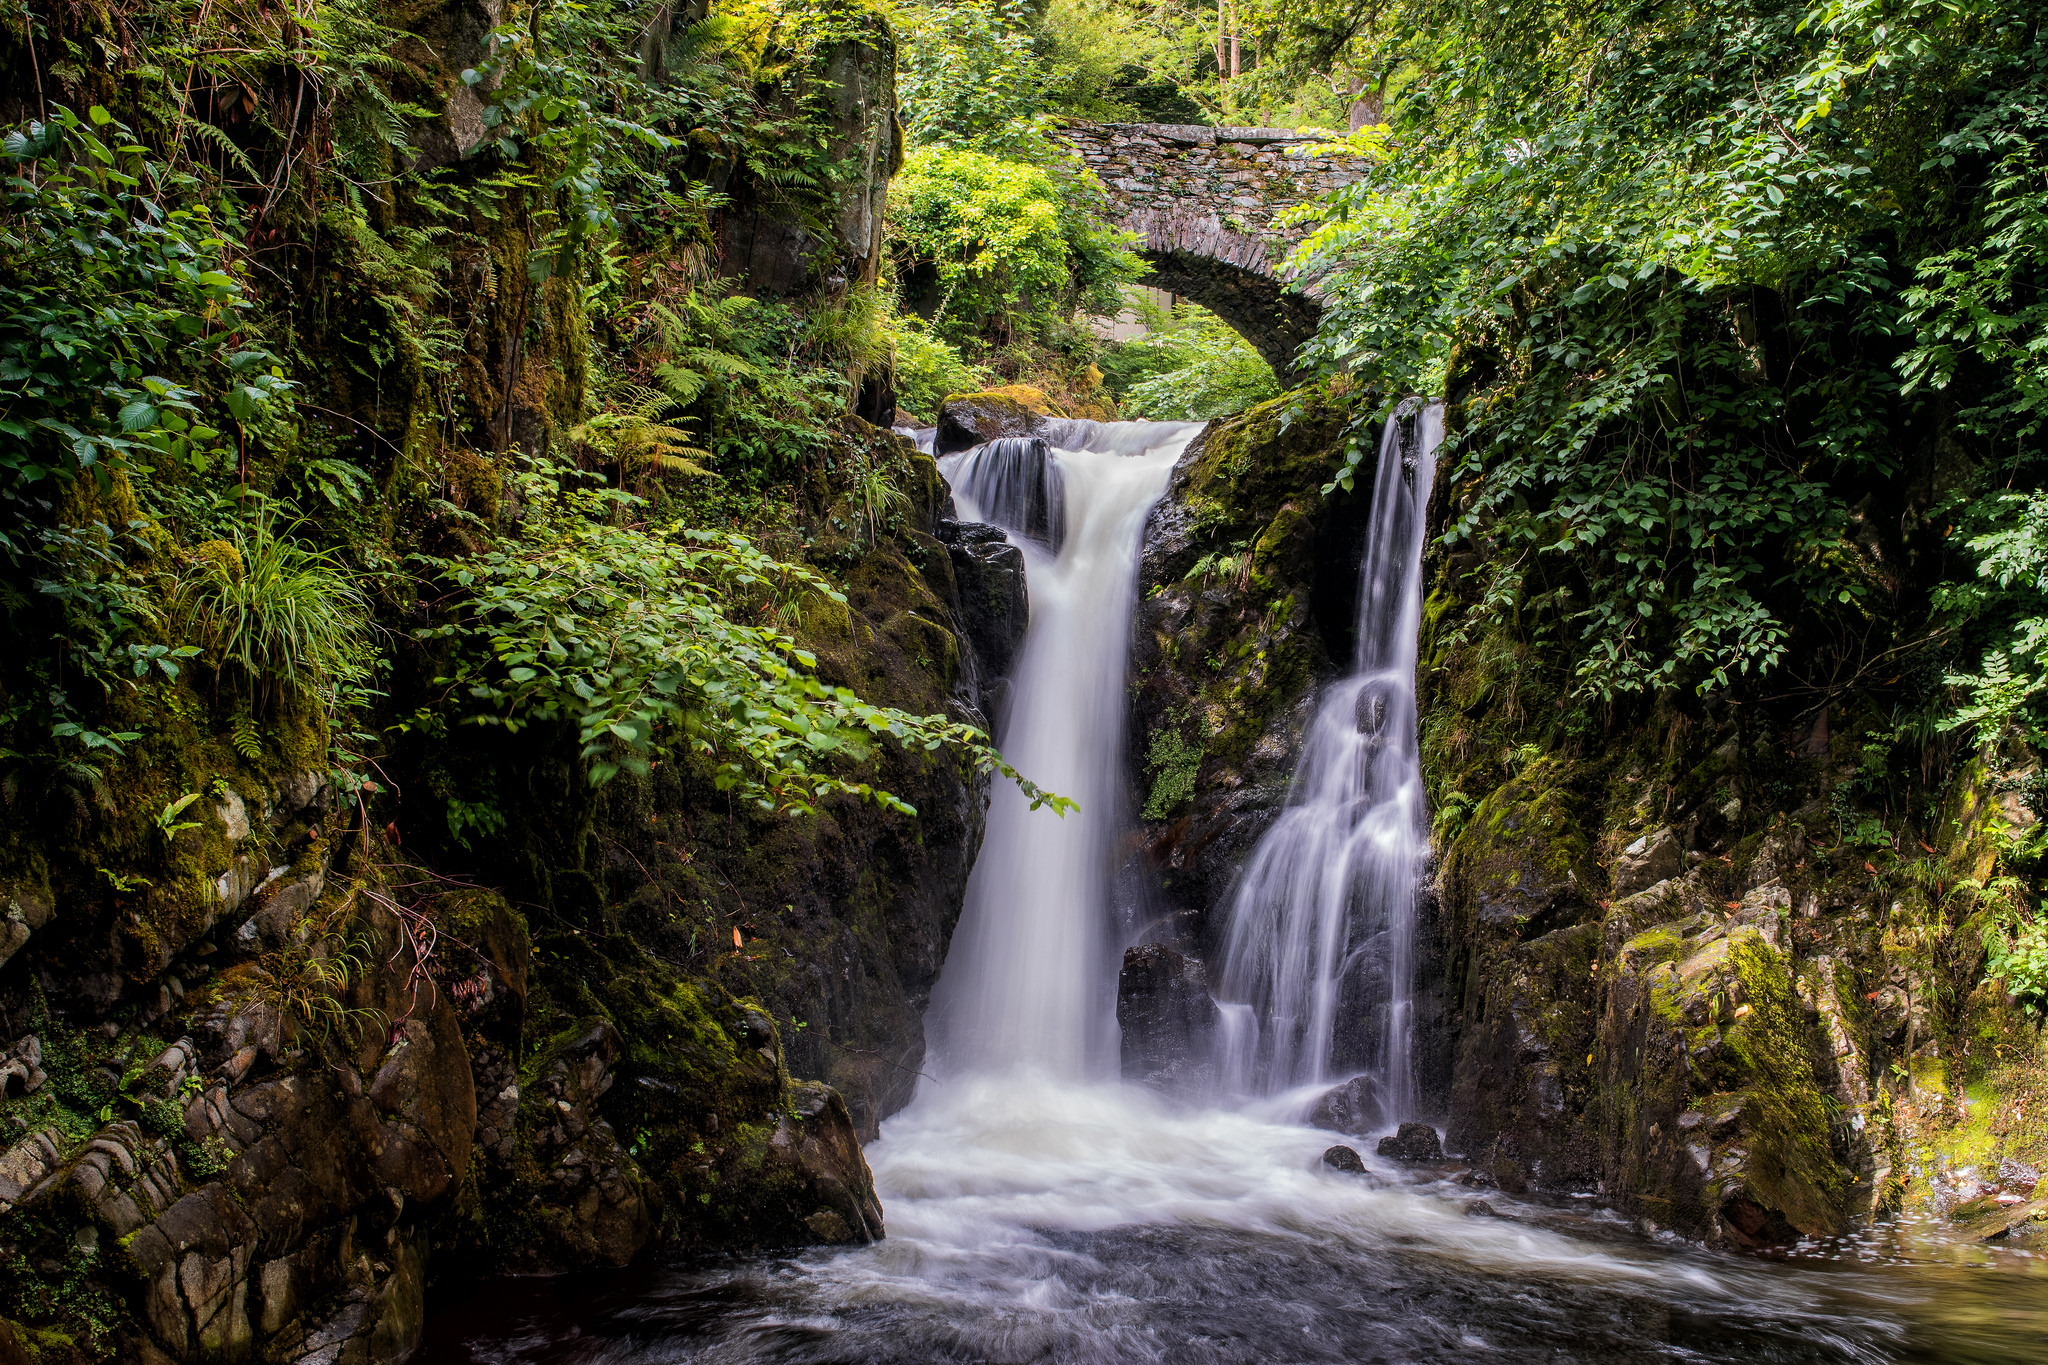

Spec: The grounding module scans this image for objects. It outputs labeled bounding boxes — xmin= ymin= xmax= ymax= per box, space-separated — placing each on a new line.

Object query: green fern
xmin=184 ymin=117 xmax=260 ymax=182
xmin=231 ymin=715 xmax=263 ymax=761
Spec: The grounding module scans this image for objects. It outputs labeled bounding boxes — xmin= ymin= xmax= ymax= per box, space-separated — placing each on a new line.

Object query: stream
xmin=419 ymin=417 xmax=2048 ymax=1364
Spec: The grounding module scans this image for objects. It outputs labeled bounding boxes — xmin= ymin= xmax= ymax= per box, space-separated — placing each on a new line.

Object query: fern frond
xmin=186 ymin=117 xmax=261 ymax=182
xmin=231 ymin=715 xmax=264 ymax=760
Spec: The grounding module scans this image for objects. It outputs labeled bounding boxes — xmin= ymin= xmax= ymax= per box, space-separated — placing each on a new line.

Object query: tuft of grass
xmin=176 ymin=516 xmax=369 ymax=707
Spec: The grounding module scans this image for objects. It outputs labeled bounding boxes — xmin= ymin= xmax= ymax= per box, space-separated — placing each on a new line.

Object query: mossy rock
xmin=933 ymin=385 xmax=1069 ymax=454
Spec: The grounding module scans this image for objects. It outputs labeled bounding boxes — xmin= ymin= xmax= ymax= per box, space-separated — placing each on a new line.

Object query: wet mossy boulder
xmin=934 ymin=385 xmax=1069 ymax=455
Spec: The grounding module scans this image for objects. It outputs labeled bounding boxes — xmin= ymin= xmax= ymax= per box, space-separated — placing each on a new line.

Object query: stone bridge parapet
xmin=1060 ymin=122 xmax=1375 ymax=377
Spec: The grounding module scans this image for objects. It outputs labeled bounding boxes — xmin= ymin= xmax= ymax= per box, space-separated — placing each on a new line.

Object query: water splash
xmin=927 ymin=421 xmax=1204 ymax=1080
xmin=1212 ymin=401 xmax=1444 ymax=1116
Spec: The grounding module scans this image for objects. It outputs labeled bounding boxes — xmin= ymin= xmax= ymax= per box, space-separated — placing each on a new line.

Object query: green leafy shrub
xmin=890 ymin=321 xmax=990 ymax=420
xmin=415 ymin=462 xmax=1070 ymax=815
xmin=0 ymin=105 xmax=289 ymax=518
xmin=1275 ymin=0 xmax=2048 ymax=710
xmin=892 ymin=145 xmax=1141 ymax=348
xmin=1986 ymin=906 xmax=2048 ymax=1019
xmin=1112 ymin=307 xmax=1279 ymax=419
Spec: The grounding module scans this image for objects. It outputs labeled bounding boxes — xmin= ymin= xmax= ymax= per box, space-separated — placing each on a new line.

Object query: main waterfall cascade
xmin=926 ymin=419 xmax=1200 ymax=1080
xmin=1214 ymin=401 xmax=1444 ymax=1115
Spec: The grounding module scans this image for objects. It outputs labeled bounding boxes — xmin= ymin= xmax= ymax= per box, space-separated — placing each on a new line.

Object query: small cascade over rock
xmin=1210 ymin=399 xmax=1444 ymax=1122
xmin=943 ymin=436 xmax=1067 ymax=553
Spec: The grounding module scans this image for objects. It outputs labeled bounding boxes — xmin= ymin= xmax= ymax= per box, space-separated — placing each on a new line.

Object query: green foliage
xmin=177 ymin=1132 xmax=235 ymax=1179
xmin=1937 ymin=491 xmax=2048 ymax=745
xmin=1141 ymin=717 xmax=1204 ymax=819
xmin=140 ymin=1096 xmax=185 ymax=1137
xmin=414 ymin=461 xmax=1071 ymax=815
xmin=1985 ymin=904 xmax=2048 ymax=1019
xmin=251 ymin=924 xmax=385 ymax=1049
xmin=154 ymin=791 xmax=204 ymax=843
xmin=850 ymin=460 xmax=912 ymax=543
xmin=174 ymin=516 xmax=371 ymax=708
xmin=889 ymin=318 xmax=991 ymax=419
xmin=893 ymin=145 xmax=1141 ymax=346
xmin=0 ymin=105 xmax=289 ymax=519
xmin=893 ymin=0 xmax=1046 ymax=154
xmin=1273 ymin=0 xmax=2048 ymax=711
xmin=1111 ymin=303 xmax=1279 ymax=419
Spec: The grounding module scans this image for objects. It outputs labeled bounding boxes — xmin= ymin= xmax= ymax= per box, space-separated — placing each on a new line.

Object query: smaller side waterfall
xmin=1211 ymin=401 xmax=1443 ymax=1123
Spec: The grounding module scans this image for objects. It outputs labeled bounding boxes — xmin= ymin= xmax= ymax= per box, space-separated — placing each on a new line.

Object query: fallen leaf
xmin=732 ymin=926 xmax=744 ymax=949
xmin=1864 ymin=861 xmax=1878 ymax=873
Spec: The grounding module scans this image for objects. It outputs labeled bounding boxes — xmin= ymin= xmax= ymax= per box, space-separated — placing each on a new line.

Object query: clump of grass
xmin=176 ymin=516 xmax=370 ymax=707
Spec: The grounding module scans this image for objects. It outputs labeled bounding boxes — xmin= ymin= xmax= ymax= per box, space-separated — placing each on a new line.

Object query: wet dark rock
xmin=1322 ymin=1145 xmax=1367 ymax=1174
xmin=941 ymin=520 xmax=1029 ymax=685
xmin=1116 ymin=944 xmax=1219 ymax=1089
xmin=1307 ymin=1075 xmax=1386 ymax=1136
xmin=934 ymin=385 xmax=1066 ymax=456
xmin=1376 ymin=1123 xmax=1444 ymax=1163
xmin=1463 ymin=1199 xmax=1501 ymax=1218
xmin=1718 ymin=1194 xmax=1802 ymax=1247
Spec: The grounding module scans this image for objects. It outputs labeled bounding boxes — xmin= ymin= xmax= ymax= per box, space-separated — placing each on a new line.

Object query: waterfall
xmin=943 ymin=436 xmax=1067 ymax=553
xmin=1211 ymin=400 xmax=1443 ymax=1120
xmin=926 ymin=419 xmax=1204 ymax=1080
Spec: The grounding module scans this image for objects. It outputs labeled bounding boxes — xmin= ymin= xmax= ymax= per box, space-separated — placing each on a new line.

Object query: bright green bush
xmin=1114 ymin=309 xmax=1279 ymax=420
xmin=890 ymin=322 xmax=990 ymax=420
xmin=892 ymin=146 xmax=1140 ymax=346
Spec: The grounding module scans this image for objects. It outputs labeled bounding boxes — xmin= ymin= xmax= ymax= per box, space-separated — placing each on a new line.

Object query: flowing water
xmin=423 ymin=417 xmax=2048 ymax=1364
xmin=1212 ymin=401 xmax=1440 ymax=1112
xmin=925 ymin=421 xmax=1201 ymax=1080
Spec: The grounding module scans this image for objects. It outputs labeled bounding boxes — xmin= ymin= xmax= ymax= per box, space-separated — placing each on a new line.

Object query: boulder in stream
xmin=1116 ymin=944 xmax=1218 ymax=1089
xmin=1307 ymin=1075 xmax=1386 ymax=1135
xmin=1376 ymin=1123 xmax=1445 ymax=1163
xmin=1322 ymin=1145 xmax=1367 ymax=1174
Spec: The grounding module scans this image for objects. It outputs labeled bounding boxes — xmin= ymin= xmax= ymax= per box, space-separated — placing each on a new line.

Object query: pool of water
xmin=416 ymin=1077 xmax=2048 ymax=1365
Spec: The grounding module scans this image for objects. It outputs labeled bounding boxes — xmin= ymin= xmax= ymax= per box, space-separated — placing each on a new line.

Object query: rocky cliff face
xmin=1125 ymin=382 xmax=1379 ymax=965
xmin=0 ymin=447 xmax=1023 ymax=1364
xmin=0 ymin=3 xmax=1037 ymax=1361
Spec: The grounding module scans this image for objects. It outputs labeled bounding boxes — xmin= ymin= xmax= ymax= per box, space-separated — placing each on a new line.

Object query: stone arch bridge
xmin=1059 ymin=122 xmax=1372 ymax=379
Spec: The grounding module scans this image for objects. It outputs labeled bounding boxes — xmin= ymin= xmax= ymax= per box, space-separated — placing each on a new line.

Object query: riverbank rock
xmin=1116 ymin=944 xmax=1219 ymax=1090
xmin=1612 ymin=828 xmax=1685 ymax=896
xmin=1377 ymin=1123 xmax=1445 ymax=1162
